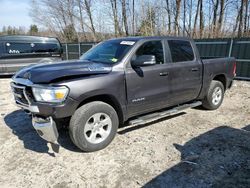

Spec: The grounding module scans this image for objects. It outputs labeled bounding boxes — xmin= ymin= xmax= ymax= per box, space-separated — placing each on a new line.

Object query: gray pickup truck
xmin=11 ymin=36 xmax=236 ymax=152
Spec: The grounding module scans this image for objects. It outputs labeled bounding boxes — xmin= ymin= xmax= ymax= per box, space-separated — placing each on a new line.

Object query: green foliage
xmin=29 ymin=24 xmax=38 ymax=35
xmin=63 ymin=24 xmax=78 ymax=42
xmin=7 ymin=26 xmax=13 ymax=35
xmin=0 ymin=26 xmax=25 ymax=35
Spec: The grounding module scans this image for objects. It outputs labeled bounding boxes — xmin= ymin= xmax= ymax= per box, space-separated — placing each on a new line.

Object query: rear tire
xmin=69 ymin=101 xmax=119 ymax=152
xmin=202 ymin=80 xmax=225 ymax=110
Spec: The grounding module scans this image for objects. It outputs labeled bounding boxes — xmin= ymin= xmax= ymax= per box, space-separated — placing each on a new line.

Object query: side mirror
xmin=131 ymin=55 xmax=156 ymax=67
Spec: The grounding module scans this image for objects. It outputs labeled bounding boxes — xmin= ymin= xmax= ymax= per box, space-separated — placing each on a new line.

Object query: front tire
xmin=202 ymin=80 xmax=225 ymax=110
xmin=69 ymin=101 xmax=119 ymax=152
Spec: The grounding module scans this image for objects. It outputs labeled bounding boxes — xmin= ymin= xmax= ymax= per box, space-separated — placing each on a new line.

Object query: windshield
xmin=80 ymin=40 xmax=136 ymax=64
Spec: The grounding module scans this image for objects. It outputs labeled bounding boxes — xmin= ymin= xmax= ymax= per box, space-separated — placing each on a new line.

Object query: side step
xmin=128 ymin=101 xmax=202 ymax=126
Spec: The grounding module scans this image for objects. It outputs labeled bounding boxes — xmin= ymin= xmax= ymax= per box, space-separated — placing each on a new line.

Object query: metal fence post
xmin=228 ymin=38 xmax=233 ymax=57
xmin=65 ymin=43 xmax=69 ymax=60
xmin=79 ymin=43 xmax=81 ymax=58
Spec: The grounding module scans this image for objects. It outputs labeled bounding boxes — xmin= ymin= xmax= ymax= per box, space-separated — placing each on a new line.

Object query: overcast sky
xmin=0 ymin=0 xmax=33 ymax=30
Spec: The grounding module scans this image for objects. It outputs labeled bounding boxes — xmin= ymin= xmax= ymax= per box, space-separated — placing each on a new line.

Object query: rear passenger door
xmin=166 ymin=40 xmax=202 ymax=105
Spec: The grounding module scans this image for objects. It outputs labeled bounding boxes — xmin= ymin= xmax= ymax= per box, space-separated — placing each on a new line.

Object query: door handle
xmin=191 ymin=68 xmax=199 ymax=72
xmin=159 ymin=72 xmax=169 ymax=76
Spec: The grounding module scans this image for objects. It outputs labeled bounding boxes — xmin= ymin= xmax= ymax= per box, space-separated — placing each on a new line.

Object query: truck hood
xmin=13 ymin=60 xmax=112 ymax=84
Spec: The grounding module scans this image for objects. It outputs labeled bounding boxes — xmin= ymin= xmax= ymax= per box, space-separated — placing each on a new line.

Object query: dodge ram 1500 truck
xmin=11 ymin=36 xmax=236 ymax=152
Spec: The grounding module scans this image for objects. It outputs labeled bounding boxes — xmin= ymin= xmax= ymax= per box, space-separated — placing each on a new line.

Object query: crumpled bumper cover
xmin=32 ymin=116 xmax=58 ymax=143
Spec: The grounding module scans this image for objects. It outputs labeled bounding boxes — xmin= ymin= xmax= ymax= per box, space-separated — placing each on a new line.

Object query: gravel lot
xmin=0 ymin=78 xmax=249 ymax=188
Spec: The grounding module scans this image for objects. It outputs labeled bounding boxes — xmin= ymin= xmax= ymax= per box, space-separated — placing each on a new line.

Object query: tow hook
xmin=32 ymin=116 xmax=59 ymax=144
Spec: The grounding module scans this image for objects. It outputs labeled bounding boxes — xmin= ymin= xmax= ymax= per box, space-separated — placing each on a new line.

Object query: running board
xmin=128 ymin=101 xmax=202 ymax=126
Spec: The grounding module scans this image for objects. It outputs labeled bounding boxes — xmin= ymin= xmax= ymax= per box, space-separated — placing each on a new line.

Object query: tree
xmin=165 ymin=0 xmax=172 ymax=34
xmin=188 ymin=0 xmax=193 ymax=36
xmin=132 ymin=0 xmax=135 ymax=35
xmin=174 ymin=0 xmax=181 ymax=35
xmin=212 ymin=0 xmax=219 ymax=37
xmin=2 ymin=26 xmax=7 ymax=34
xmin=7 ymin=26 xmax=13 ymax=35
xmin=76 ymin=0 xmax=87 ymax=41
xmin=110 ymin=0 xmax=122 ymax=37
xmin=29 ymin=24 xmax=38 ymax=35
xmin=199 ymin=0 xmax=204 ymax=38
xmin=83 ymin=0 xmax=97 ymax=41
xmin=238 ymin=0 xmax=244 ymax=37
xmin=243 ymin=0 xmax=249 ymax=35
xmin=192 ymin=0 xmax=200 ymax=38
xmin=28 ymin=0 xmax=250 ymax=40
xmin=216 ymin=0 xmax=225 ymax=37
xmin=138 ymin=5 xmax=156 ymax=36
xmin=63 ymin=24 xmax=78 ymax=42
xmin=183 ymin=0 xmax=186 ymax=36
xmin=121 ymin=0 xmax=129 ymax=36
xmin=30 ymin=0 xmax=79 ymax=42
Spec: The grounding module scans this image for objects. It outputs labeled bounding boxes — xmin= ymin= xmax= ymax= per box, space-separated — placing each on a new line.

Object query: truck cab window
xmin=168 ymin=40 xmax=194 ymax=62
xmin=135 ymin=41 xmax=164 ymax=64
xmin=6 ymin=43 xmax=31 ymax=54
xmin=5 ymin=42 xmax=60 ymax=54
xmin=32 ymin=43 xmax=60 ymax=53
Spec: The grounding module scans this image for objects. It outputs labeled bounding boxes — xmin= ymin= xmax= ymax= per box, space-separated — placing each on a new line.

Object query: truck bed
xmin=198 ymin=57 xmax=235 ymax=99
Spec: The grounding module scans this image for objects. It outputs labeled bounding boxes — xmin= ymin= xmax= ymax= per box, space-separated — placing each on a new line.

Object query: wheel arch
xmin=212 ymin=74 xmax=227 ymax=90
xmin=76 ymin=94 xmax=125 ymax=126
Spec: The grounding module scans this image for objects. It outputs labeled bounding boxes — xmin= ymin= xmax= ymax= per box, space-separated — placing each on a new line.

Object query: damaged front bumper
xmin=32 ymin=116 xmax=59 ymax=143
xmin=10 ymin=78 xmax=79 ymax=144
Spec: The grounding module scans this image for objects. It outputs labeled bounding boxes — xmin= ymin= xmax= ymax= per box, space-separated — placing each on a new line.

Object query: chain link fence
xmin=62 ymin=43 xmax=96 ymax=60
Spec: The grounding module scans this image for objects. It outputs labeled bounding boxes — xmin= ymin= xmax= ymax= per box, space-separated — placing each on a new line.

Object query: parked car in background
xmin=0 ymin=35 xmax=63 ymax=75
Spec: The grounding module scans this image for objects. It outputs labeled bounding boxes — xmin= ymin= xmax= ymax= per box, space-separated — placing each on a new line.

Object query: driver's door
xmin=125 ymin=40 xmax=171 ymax=117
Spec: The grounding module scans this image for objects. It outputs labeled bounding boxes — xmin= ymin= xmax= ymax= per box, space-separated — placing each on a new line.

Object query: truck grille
xmin=11 ymin=82 xmax=30 ymax=106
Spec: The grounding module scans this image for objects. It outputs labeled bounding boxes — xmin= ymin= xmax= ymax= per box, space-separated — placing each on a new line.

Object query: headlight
xmin=32 ymin=86 xmax=69 ymax=103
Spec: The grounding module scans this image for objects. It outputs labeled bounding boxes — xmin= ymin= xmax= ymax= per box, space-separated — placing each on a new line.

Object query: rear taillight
xmin=233 ymin=62 xmax=236 ymax=77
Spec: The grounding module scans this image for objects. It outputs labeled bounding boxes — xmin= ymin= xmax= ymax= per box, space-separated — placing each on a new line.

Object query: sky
xmin=0 ymin=0 xmax=33 ymax=30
